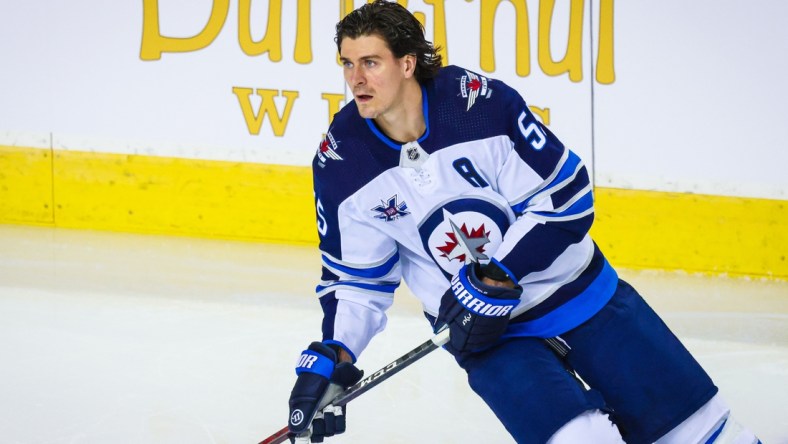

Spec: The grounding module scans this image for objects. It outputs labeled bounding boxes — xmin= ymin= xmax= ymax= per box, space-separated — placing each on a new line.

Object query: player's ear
xmin=402 ymin=54 xmax=417 ymax=78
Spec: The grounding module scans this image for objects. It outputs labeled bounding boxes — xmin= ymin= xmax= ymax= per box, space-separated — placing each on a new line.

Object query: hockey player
xmin=285 ymin=2 xmax=761 ymax=443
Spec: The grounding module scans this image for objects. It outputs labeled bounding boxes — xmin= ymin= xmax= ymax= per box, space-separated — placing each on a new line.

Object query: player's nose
xmin=349 ymin=66 xmax=365 ymax=86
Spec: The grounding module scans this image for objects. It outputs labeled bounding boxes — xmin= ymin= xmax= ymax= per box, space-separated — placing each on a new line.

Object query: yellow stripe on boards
xmin=592 ymin=188 xmax=787 ymax=279
xmin=0 ymin=145 xmax=785 ymax=278
xmin=50 ymin=149 xmax=317 ymax=244
xmin=0 ymin=145 xmax=54 ymax=225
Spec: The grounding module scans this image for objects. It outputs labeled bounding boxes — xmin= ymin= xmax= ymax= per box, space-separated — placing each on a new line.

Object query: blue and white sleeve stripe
xmin=510 ymin=150 xmax=585 ymax=216
xmin=531 ymin=185 xmax=594 ymax=222
xmin=316 ymin=280 xmax=400 ymax=298
xmin=320 ymin=250 xmax=400 ymax=279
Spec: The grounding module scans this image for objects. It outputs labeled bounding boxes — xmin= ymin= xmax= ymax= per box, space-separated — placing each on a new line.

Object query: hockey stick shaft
xmin=259 ymin=328 xmax=450 ymax=444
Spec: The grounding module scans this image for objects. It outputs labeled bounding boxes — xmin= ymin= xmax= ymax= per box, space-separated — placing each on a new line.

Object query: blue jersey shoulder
xmin=433 ymin=65 xmax=524 ymax=113
xmin=312 ymin=100 xmax=399 ymax=208
xmin=423 ymin=65 xmax=526 ymax=149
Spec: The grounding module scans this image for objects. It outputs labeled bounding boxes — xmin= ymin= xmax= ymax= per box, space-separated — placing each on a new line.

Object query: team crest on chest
xmin=459 ymin=70 xmax=491 ymax=111
xmin=372 ymin=194 xmax=410 ymax=222
xmin=418 ymin=199 xmax=510 ymax=278
xmin=317 ymin=131 xmax=342 ymax=164
xmin=436 ymin=217 xmax=491 ymax=264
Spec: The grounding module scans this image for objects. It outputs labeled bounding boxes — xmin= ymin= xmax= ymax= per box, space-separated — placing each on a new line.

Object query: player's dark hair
xmin=335 ymin=0 xmax=443 ymax=83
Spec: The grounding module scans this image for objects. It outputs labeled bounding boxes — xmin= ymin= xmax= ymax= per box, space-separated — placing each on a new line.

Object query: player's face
xmin=339 ymin=34 xmax=414 ymax=120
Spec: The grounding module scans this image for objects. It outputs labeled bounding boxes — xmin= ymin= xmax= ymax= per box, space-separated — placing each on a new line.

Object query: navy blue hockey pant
xmin=455 ymin=279 xmax=718 ymax=444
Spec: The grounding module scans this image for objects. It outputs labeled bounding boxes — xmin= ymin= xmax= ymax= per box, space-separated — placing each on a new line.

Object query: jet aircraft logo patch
xmin=459 ymin=70 xmax=491 ymax=111
xmin=372 ymin=195 xmax=410 ymax=222
xmin=317 ymin=131 xmax=342 ymax=163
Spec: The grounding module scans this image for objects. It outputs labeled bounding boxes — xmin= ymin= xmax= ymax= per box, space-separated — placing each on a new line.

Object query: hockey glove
xmin=288 ymin=342 xmax=363 ymax=443
xmin=436 ymin=262 xmax=522 ymax=356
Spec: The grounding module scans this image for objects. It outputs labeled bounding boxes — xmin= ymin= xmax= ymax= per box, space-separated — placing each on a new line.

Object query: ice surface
xmin=0 ymin=225 xmax=785 ymax=443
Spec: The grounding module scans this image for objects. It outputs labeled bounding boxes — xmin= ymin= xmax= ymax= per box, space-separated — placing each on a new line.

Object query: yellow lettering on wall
xmin=294 ymin=0 xmax=313 ymax=64
xmin=321 ymin=93 xmax=346 ymax=125
xmin=340 ymin=0 xmax=354 ymax=17
xmin=239 ymin=0 xmax=312 ymax=63
xmin=232 ymin=87 xmax=299 ymax=136
xmin=596 ymin=0 xmax=615 ymax=84
xmin=480 ymin=0 xmax=531 ymax=76
xmin=140 ymin=0 xmax=229 ymax=61
xmin=529 ymin=106 xmax=551 ymax=125
xmin=413 ymin=11 xmax=426 ymax=27
xmin=423 ymin=0 xmax=449 ymax=65
xmin=239 ymin=0 xmax=282 ymax=61
xmin=538 ymin=0 xmax=584 ymax=82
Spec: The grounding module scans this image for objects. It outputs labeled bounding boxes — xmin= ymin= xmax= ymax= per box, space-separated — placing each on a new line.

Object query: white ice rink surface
xmin=0 ymin=225 xmax=786 ymax=444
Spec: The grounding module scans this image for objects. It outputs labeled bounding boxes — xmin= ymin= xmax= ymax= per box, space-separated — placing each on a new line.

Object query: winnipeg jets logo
xmin=436 ymin=214 xmax=491 ymax=264
xmin=372 ymin=195 xmax=410 ymax=222
xmin=317 ymin=131 xmax=342 ymax=163
xmin=459 ymin=70 xmax=491 ymax=111
xmin=419 ymin=199 xmax=510 ymax=279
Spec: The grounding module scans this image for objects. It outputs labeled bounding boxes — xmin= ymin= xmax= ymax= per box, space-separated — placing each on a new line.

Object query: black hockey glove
xmin=436 ymin=262 xmax=522 ymax=356
xmin=288 ymin=342 xmax=363 ymax=443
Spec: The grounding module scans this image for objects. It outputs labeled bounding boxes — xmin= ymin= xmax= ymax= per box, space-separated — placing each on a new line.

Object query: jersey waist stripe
xmin=502 ymin=259 xmax=618 ymax=338
xmin=515 ymin=243 xmax=604 ymax=320
xmin=321 ymin=252 xmax=400 ymax=279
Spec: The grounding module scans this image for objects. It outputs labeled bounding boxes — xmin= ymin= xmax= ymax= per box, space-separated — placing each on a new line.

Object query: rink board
xmin=1 ymin=145 xmax=786 ymax=278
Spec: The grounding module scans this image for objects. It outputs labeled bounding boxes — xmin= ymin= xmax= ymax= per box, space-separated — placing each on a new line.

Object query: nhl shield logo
xmin=406 ymin=146 xmax=420 ymax=161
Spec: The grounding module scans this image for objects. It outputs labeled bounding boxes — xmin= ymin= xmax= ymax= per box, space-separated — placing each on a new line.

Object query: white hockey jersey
xmin=313 ymin=65 xmax=618 ymax=360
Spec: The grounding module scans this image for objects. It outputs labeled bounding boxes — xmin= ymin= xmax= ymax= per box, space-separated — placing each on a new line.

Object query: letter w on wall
xmin=232 ymin=87 xmax=299 ymax=136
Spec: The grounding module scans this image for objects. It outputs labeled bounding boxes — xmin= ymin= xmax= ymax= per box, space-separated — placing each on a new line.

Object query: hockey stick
xmin=259 ymin=327 xmax=451 ymax=444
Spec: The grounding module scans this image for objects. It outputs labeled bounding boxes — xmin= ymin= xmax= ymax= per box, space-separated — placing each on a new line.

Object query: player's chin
xmin=356 ymin=106 xmax=378 ymax=119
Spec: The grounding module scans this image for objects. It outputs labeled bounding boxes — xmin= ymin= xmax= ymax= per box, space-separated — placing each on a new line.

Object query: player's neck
xmin=374 ymin=80 xmax=425 ymax=143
